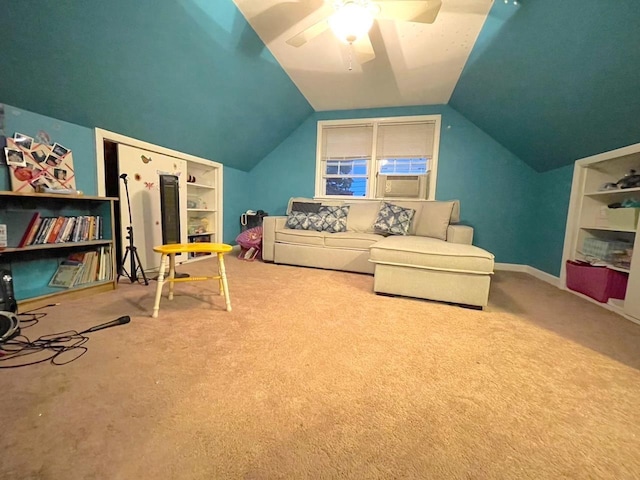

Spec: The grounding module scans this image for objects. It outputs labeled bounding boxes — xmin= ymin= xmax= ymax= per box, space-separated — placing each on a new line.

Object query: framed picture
xmin=6 ymin=138 xmax=76 ymax=192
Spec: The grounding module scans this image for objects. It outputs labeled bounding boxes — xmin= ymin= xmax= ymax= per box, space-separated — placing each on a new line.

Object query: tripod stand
xmin=118 ymin=173 xmax=149 ymax=285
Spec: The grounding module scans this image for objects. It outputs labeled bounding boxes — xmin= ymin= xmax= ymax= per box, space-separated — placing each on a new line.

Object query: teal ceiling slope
xmin=450 ymin=0 xmax=640 ymax=172
xmin=0 ymin=0 xmax=312 ymax=172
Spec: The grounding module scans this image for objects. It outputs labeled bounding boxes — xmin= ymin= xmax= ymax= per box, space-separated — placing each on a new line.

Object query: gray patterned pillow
xmin=319 ymin=205 xmax=349 ymax=233
xmin=373 ymin=202 xmax=415 ymax=235
xmin=286 ymin=211 xmax=322 ymax=230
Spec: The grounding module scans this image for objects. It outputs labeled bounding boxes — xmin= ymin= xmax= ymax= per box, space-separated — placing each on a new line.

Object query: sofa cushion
xmin=369 ymin=236 xmax=494 ymax=274
xmin=373 ymin=202 xmax=416 ymax=236
xmin=324 ymin=232 xmax=385 ymax=249
xmin=319 ymin=205 xmax=349 ymax=233
xmin=286 ymin=197 xmax=344 ymax=215
xmin=276 ymin=228 xmax=326 ymax=246
xmin=414 ymin=201 xmax=455 ymax=240
xmin=346 ymin=201 xmax=381 ymax=233
xmin=291 ymin=201 xmax=322 ymax=213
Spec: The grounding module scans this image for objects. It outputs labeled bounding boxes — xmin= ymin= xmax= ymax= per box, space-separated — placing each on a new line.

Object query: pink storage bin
xmin=566 ymin=260 xmax=628 ymax=303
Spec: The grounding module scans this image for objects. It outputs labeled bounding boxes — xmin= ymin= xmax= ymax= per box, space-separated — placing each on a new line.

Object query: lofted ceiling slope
xmin=451 ymin=0 xmax=640 ymax=172
xmin=1 ymin=1 xmax=638 ymax=174
xmin=0 ymin=0 xmax=313 ymax=172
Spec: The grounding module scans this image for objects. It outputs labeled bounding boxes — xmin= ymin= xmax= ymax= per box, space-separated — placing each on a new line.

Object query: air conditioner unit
xmin=376 ymin=173 xmax=429 ymax=199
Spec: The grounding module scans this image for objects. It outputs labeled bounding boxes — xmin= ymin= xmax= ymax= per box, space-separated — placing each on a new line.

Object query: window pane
xmin=325 ymin=158 xmax=368 ymax=176
xmin=379 ymin=158 xmax=428 ymax=174
xmin=324 ymin=177 xmax=367 ymax=197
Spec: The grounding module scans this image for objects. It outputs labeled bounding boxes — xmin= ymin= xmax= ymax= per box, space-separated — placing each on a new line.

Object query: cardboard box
xmin=607 ymin=207 xmax=640 ymax=230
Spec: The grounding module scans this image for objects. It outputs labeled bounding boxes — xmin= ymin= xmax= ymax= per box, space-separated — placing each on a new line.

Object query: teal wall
xmin=452 ymin=0 xmax=640 ymax=172
xmin=1 ymin=104 xmax=97 ymax=194
xmin=0 ymin=0 xmax=313 ymax=172
xmin=247 ymin=105 xmax=541 ymax=267
xmin=222 ymin=166 xmax=251 ymax=244
xmin=528 ymin=165 xmax=574 ymax=276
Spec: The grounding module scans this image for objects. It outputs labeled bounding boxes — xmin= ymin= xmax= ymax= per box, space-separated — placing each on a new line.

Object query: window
xmin=316 ymin=115 xmax=440 ymax=199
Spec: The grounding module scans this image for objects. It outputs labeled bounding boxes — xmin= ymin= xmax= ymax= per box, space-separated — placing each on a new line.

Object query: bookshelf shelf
xmin=0 ymin=192 xmax=117 ymax=311
xmin=1 ymin=240 xmax=112 ymax=254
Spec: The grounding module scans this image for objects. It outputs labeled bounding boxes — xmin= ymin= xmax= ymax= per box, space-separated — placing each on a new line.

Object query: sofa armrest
xmin=446 ymin=225 xmax=473 ymax=245
xmin=262 ymin=216 xmax=288 ymax=261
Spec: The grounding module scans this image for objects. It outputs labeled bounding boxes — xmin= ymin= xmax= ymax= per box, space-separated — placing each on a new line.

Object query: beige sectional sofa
xmin=262 ymin=197 xmax=495 ymax=308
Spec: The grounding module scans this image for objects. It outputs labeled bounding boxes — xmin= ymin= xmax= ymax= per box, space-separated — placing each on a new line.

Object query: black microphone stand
xmin=118 ymin=174 xmax=149 ymax=285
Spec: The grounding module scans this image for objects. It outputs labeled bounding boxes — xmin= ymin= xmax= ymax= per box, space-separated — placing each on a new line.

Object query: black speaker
xmin=159 ymin=174 xmax=181 ymax=245
xmin=0 ymin=270 xmax=17 ymax=314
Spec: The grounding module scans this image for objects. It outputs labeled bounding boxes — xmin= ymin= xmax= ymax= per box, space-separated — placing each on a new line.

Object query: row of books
xmin=49 ymin=247 xmax=113 ymax=288
xmin=18 ymin=213 xmax=104 ymax=247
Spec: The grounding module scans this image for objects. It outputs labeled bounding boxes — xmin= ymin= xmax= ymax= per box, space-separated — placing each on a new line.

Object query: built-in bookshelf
xmin=186 ymin=158 xmax=222 ymax=260
xmin=561 ymin=143 xmax=640 ymax=324
xmin=0 ymin=191 xmax=117 ymax=311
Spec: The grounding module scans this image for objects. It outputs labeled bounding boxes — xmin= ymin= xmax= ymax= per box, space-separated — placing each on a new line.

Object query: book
xmin=34 ymin=217 xmax=52 ymax=244
xmin=46 ymin=217 xmax=66 ymax=243
xmin=17 ymin=213 xmax=41 ymax=247
xmin=49 ymin=263 xmax=84 ymax=288
xmin=24 ymin=216 xmax=43 ymax=246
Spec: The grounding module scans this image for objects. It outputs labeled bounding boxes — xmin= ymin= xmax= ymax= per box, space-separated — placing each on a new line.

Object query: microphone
xmin=119 ymin=173 xmax=128 ymax=180
xmin=81 ymin=316 xmax=131 ymax=334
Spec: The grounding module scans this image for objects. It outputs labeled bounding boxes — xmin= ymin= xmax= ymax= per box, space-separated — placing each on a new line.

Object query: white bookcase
xmin=561 ymin=142 xmax=640 ymax=324
xmin=185 ymin=158 xmax=223 ymax=260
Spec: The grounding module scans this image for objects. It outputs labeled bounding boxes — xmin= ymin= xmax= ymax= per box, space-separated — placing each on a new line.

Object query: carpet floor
xmin=1 ymin=256 xmax=639 ymax=479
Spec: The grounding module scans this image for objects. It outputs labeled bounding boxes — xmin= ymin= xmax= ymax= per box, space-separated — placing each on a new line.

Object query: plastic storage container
xmin=566 ymin=260 xmax=628 ymax=303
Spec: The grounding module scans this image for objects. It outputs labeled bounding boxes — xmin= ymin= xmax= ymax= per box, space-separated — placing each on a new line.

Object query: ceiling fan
xmin=285 ymin=0 xmax=443 ymax=65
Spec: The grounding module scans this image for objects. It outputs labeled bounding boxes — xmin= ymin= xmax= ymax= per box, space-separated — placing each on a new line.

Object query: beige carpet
xmin=1 ymin=257 xmax=639 ymax=479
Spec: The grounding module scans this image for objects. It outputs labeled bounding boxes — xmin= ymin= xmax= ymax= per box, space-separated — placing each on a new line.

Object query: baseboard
xmin=494 ymin=263 xmax=561 ymax=288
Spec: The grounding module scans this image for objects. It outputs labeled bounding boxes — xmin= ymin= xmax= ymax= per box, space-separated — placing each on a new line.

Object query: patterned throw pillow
xmin=318 ymin=205 xmax=349 ymax=233
xmin=286 ymin=206 xmax=350 ymax=233
xmin=373 ymin=202 xmax=415 ymax=235
xmin=286 ymin=211 xmax=320 ymax=230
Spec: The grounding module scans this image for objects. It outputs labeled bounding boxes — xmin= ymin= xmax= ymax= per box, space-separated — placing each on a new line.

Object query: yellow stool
xmin=151 ymin=243 xmax=233 ymax=318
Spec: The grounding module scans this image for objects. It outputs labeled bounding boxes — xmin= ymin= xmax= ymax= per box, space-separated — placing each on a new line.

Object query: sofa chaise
xmin=262 ymin=197 xmax=495 ymax=308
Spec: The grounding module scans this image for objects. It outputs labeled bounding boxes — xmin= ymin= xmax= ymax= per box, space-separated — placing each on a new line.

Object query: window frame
xmin=315 ymin=114 xmax=441 ymax=200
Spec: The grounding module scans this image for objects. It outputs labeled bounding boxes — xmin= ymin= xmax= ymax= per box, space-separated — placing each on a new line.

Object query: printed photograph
xmin=30 ymin=174 xmax=53 ymax=190
xmin=45 ymin=154 xmax=62 ymax=167
xmin=14 ymin=132 xmax=34 ymax=150
xmin=51 ymin=142 xmax=70 ymax=157
xmin=54 ymin=168 xmax=67 ymax=181
xmin=31 ymin=149 xmax=47 ymax=163
xmin=4 ymin=147 xmax=27 ymax=166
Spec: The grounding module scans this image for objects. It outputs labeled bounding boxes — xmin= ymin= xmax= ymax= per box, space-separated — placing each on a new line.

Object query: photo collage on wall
xmin=3 ymin=132 xmax=76 ymax=193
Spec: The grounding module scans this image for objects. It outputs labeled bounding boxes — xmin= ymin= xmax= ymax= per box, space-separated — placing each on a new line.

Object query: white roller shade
xmin=322 ymin=125 xmax=373 ymax=159
xmin=376 ymin=122 xmax=435 ymax=158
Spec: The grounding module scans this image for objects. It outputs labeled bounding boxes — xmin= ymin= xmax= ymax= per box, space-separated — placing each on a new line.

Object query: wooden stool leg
xmin=152 ymin=253 xmax=167 ymax=318
xmin=168 ymin=253 xmax=176 ymax=301
xmin=217 ymin=252 xmax=232 ymax=312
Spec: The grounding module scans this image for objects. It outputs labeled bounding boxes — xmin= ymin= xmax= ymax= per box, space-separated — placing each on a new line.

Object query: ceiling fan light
xmin=328 ymin=2 xmax=375 ymax=44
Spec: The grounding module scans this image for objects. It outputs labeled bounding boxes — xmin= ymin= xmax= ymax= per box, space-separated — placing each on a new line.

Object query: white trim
xmin=494 ymin=263 xmax=561 ymax=288
xmin=315 ymin=114 xmax=441 ymax=200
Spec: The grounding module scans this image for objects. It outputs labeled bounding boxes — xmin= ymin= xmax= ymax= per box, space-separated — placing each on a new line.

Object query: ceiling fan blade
xmin=376 ymin=0 xmax=442 ymax=24
xmin=286 ymin=18 xmax=330 ymax=47
xmin=352 ymin=34 xmax=376 ymax=64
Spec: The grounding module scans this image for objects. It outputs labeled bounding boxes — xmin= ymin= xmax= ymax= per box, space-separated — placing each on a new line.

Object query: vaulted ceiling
xmin=0 ymin=0 xmax=638 ymax=173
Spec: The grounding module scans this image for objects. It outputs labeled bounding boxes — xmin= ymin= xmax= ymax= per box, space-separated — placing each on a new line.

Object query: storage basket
xmin=607 ymin=207 xmax=640 ymax=230
xmin=582 ymin=238 xmax=632 ymax=262
xmin=566 ymin=260 xmax=628 ymax=303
